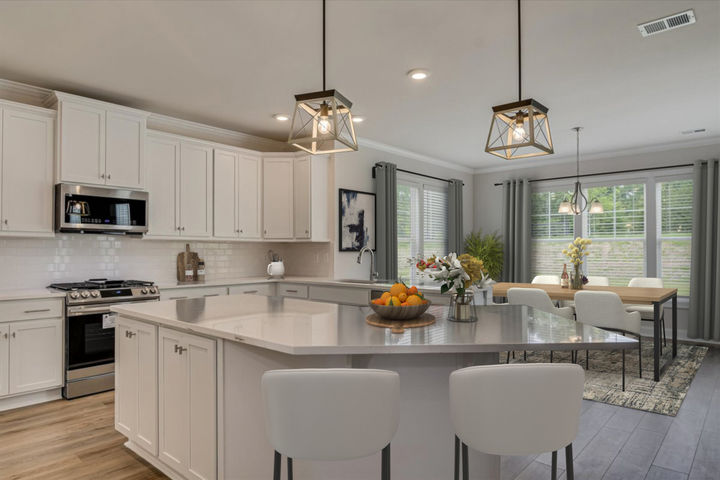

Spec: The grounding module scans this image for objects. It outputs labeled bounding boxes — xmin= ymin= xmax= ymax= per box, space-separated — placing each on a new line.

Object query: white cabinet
xmin=160 ymin=286 xmax=227 ymax=301
xmin=293 ymin=156 xmax=311 ymax=239
xmin=7 ymin=318 xmax=62 ymax=395
xmin=55 ymin=93 xmax=147 ymax=189
xmin=159 ymin=327 xmax=216 ymax=480
xmin=294 ymin=154 xmax=330 ymax=241
xmin=214 ymin=148 xmax=262 ymax=240
xmin=0 ymin=323 xmax=8 ymax=397
xmin=262 ymin=157 xmax=294 ymax=239
xmin=115 ymin=317 xmax=158 ymax=456
xmin=228 ymin=283 xmax=276 ymax=297
xmin=0 ymin=104 xmax=54 ymax=235
xmin=146 ymin=133 xmax=212 ymax=239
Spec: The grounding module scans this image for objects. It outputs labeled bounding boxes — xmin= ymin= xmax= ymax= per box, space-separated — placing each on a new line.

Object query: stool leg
xmin=586 ymin=350 xmax=589 ymax=370
xmin=638 ymin=336 xmax=642 ymax=379
xmin=287 ymin=457 xmax=293 ymax=480
xmin=565 ymin=444 xmax=574 ymax=480
xmin=622 ymin=349 xmax=626 ymax=392
xmin=462 ymin=442 xmax=469 ymax=480
xmin=273 ymin=451 xmax=281 ymax=480
xmin=506 ymin=351 xmax=511 ymax=364
xmin=381 ymin=443 xmax=391 ymax=480
xmin=550 ymin=351 xmax=553 ymax=363
xmin=524 ymin=351 xmax=527 ymax=362
xmin=551 ymin=451 xmax=558 ymax=480
xmin=454 ymin=436 xmax=460 ymax=480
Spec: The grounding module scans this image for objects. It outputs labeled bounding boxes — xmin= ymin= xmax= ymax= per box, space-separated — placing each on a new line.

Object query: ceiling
xmin=0 ymin=0 xmax=718 ymax=170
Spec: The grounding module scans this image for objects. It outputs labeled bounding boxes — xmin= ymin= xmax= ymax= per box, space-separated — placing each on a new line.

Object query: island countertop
xmin=112 ymin=294 xmax=637 ymax=355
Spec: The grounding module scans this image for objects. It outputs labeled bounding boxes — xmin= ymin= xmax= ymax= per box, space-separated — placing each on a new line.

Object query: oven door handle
xmin=67 ymin=306 xmax=113 ymax=316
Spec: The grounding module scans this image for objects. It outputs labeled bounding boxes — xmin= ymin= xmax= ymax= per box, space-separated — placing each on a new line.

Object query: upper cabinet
xmin=0 ymin=101 xmax=55 ymax=236
xmin=262 ymin=157 xmax=294 ymax=239
xmin=54 ymin=92 xmax=148 ymax=190
xmin=145 ymin=132 xmax=212 ymax=239
xmin=293 ymin=155 xmax=329 ymax=241
xmin=214 ymin=148 xmax=262 ymax=240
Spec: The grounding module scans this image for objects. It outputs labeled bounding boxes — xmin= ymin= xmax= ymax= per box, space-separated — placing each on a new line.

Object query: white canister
xmin=267 ymin=261 xmax=285 ymax=278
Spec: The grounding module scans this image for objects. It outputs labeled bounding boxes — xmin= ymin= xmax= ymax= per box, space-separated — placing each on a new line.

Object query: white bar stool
xmin=449 ymin=364 xmax=584 ymax=480
xmin=262 ymin=368 xmax=400 ymax=480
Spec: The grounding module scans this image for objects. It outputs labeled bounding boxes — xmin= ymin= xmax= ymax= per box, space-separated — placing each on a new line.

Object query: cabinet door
xmin=8 ymin=318 xmax=62 ymax=394
xmin=186 ymin=334 xmax=217 ymax=480
xmin=115 ymin=319 xmax=138 ymax=438
xmin=159 ymin=327 xmax=189 ymax=471
xmin=237 ymin=155 xmax=262 ymax=239
xmin=58 ymin=101 xmax=106 ymax=184
xmin=213 ymin=149 xmax=238 ymax=239
xmin=0 ymin=324 xmax=8 ymax=396
xmin=262 ymin=158 xmax=294 ymax=239
xmin=1 ymin=108 xmax=54 ymax=234
xmin=135 ymin=321 xmax=158 ymax=455
xmin=106 ymin=111 xmax=145 ymax=189
xmin=146 ymin=136 xmax=180 ymax=236
xmin=293 ymin=156 xmax=311 ymax=239
xmin=179 ymin=142 xmax=213 ymax=237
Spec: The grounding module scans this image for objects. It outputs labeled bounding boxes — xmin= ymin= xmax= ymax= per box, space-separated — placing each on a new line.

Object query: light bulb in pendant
xmin=317 ymin=103 xmax=331 ymax=134
xmin=512 ymin=111 xmax=526 ymax=140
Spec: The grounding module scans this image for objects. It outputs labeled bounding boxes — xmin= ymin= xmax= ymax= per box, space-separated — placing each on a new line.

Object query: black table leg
xmin=654 ymin=301 xmax=661 ymax=382
xmin=672 ymin=294 xmax=678 ymax=358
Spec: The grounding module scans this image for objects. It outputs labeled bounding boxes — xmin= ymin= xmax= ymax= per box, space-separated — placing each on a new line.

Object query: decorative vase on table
xmin=448 ymin=291 xmax=477 ymax=322
xmin=562 ymin=237 xmax=591 ymax=290
xmin=571 ymin=264 xmax=584 ymax=290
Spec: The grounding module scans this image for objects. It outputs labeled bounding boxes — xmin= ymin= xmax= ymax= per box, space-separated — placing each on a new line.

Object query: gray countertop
xmin=112 ymin=294 xmax=637 ymax=355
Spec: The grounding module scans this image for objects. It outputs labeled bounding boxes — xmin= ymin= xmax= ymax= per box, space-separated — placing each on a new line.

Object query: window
xmin=530 ymin=191 xmax=574 ymax=279
xmin=584 ymin=184 xmax=646 ymax=286
xmin=397 ymin=178 xmax=448 ymax=283
xmin=658 ymin=179 xmax=692 ymax=296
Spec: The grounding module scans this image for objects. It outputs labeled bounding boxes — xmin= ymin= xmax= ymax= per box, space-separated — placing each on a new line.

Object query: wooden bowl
xmin=369 ymin=301 xmax=431 ymax=320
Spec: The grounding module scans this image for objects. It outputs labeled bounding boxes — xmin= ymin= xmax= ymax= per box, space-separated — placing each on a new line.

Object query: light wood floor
xmin=0 ymin=391 xmax=165 ymax=480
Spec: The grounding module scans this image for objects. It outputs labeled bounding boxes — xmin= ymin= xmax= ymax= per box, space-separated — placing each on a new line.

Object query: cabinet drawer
xmin=228 ymin=284 xmax=275 ymax=297
xmin=278 ymin=284 xmax=308 ymax=299
xmin=309 ymin=286 xmax=369 ymax=306
xmin=161 ymin=286 xmax=228 ymax=301
xmin=0 ymin=298 xmax=63 ymax=321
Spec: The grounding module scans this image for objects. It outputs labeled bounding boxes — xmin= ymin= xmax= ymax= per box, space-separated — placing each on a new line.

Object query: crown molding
xmin=357 ymin=137 xmax=474 ymax=174
xmin=472 ymin=136 xmax=720 ymax=175
xmin=0 ymin=78 xmax=54 ymax=107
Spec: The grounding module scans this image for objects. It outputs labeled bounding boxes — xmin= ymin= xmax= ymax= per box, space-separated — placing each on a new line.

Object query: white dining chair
xmin=262 ymin=368 xmax=400 ymax=480
xmin=450 ymin=364 xmax=584 ymax=480
xmin=532 ymin=275 xmax=562 ymax=285
xmin=574 ymin=291 xmax=642 ymax=391
xmin=625 ymin=277 xmax=666 ymax=350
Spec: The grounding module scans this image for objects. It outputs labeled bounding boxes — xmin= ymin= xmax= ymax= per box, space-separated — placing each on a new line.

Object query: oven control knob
xmin=149 ymin=287 xmax=158 ymax=294
xmin=141 ymin=288 xmax=149 ymax=295
xmin=80 ymin=290 xmax=90 ymax=298
xmin=90 ymin=290 xmax=100 ymax=298
xmin=69 ymin=291 xmax=80 ymax=299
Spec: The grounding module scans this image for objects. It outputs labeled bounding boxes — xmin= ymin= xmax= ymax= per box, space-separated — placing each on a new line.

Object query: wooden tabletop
xmin=492 ymin=282 xmax=678 ymax=304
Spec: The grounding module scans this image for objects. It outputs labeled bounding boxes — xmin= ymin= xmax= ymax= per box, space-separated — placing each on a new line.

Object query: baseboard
xmin=0 ymin=388 xmax=61 ymax=412
xmin=124 ymin=440 xmax=186 ymax=480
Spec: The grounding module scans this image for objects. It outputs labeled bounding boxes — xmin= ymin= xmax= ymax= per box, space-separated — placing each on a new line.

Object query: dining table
xmin=491 ymin=282 xmax=678 ymax=381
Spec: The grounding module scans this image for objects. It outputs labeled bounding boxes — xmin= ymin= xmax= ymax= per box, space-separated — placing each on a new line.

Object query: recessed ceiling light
xmin=352 ymin=116 xmax=365 ymax=123
xmin=407 ymin=69 xmax=430 ymax=80
xmin=273 ymin=114 xmax=290 ymax=121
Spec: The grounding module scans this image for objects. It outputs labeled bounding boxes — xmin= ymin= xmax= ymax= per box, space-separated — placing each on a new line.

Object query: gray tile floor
xmin=502 ymin=347 xmax=720 ymax=480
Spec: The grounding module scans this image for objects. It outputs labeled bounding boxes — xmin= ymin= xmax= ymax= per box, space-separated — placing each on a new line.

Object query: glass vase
xmin=571 ymin=264 xmax=584 ymax=290
xmin=448 ymin=292 xmax=477 ymax=322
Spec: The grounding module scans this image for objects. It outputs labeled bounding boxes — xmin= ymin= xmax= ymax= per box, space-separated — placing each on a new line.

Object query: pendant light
xmin=558 ymin=127 xmax=604 ymax=215
xmin=288 ymin=0 xmax=358 ymax=155
xmin=485 ymin=0 xmax=553 ymax=160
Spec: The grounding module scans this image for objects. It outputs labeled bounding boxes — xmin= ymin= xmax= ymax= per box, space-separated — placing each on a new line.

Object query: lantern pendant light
xmin=288 ymin=0 xmax=358 ymax=155
xmin=558 ymin=127 xmax=604 ymax=215
xmin=485 ymin=0 xmax=553 ymax=160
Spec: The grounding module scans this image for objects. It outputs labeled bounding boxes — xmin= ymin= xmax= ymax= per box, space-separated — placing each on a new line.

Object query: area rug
xmin=502 ymin=340 xmax=707 ymax=416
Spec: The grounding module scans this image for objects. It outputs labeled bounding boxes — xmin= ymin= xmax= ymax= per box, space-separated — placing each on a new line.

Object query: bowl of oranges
xmin=369 ymin=283 xmax=430 ymax=320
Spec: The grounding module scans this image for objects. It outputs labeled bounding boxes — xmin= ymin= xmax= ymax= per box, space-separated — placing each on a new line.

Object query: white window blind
xmin=658 ymin=179 xmax=692 ymax=296
xmin=530 ymin=191 xmax=574 ymax=279
xmin=397 ymin=179 xmax=448 ymax=283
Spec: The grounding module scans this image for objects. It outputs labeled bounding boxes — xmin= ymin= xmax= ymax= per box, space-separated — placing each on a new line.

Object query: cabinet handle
xmin=3 ymin=333 xmax=6 ymax=339
xmin=264 ymin=230 xmax=267 ymax=234
xmin=285 ymin=289 xmax=298 ymax=293
xmin=239 ymin=229 xmax=243 ymax=233
xmin=24 ymin=308 xmax=51 ymax=314
xmin=107 ymin=174 xmax=112 ymax=180
xmin=126 ymin=330 xmax=136 ymax=338
xmin=174 ymin=344 xmax=187 ymax=355
xmin=169 ymin=296 xmax=188 ymax=300
xmin=181 ymin=227 xmax=185 ymax=231
xmin=177 ymin=226 xmax=181 ymax=231
xmin=3 ymin=219 xmax=7 ymax=225
xmin=203 ymin=294 xmax=219 ymax=297
xmin=12 ymin=332 xmax=16 ymax=338
xmin=305 ymin=230 xmax=309 ymax=234
xmin=100 ymin=173 xmax=105 ymax=179
xmin=243 ymin=290 xmax=258 ymax=294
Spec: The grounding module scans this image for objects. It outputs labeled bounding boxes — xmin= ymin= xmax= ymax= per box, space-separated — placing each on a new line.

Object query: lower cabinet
xmin=115 ymin=317 xmax=158 ymax=455
xmin=160 ymin=286 xmax=228 ymax=301
xmin=158 ymin=327 xmax=217 ymax=480
xmin=0 ymin=324 xmax=8 ymax=397
xmin=1 ymin=318 xmax=62 ymax=396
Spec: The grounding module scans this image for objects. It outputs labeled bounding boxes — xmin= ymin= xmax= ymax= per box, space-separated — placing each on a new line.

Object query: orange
xmin=406 ymin=295 xmax=423 ymax=306
xmin=407 ymin=286 xmax=418 ymax=296
xmin=398 ymin=292 xmax=408 ymax=303
xmin=372 ymin=298 xmax=384 ymax=305
xmin=380 ymin=292 xmax=392 ymax=304
xmin=389 ymin=283 xmax=407 ymax=297
xmin=388 ymin=296 xmax=402 ymax=306
xmin=401 ymin=302 xmax=409 ymax=307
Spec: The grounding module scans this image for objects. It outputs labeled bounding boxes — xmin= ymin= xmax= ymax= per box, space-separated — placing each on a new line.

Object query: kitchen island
xmin=112 ymin=294 xmax=637 ymax=480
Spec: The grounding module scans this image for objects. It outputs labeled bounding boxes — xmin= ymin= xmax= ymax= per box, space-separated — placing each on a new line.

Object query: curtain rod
xmin=492 ymin=163 xmax=694 ymax=186
xmin=372 ymin=164 xmax=465 ymax=186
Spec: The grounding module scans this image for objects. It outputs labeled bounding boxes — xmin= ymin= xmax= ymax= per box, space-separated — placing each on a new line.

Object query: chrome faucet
xmin=357 ymin=246 xmax=379 ymax=282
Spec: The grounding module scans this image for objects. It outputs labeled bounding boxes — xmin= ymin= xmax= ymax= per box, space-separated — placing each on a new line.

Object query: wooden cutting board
xmin=366 ymin=313 xmax=436 ymax=333
xmin=177 ymin=244 xmax=199 ymax=282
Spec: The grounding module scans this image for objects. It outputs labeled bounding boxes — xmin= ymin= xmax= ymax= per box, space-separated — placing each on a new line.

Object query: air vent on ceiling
xmin=638 ymin=9 xmax=695 ymax=37
xmin=681 ymin=128 xmax=706 ymax=135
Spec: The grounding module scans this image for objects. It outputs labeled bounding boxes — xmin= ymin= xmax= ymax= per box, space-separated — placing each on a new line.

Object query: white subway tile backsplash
xmin=0 ymin=235 xmax=332 ymax=289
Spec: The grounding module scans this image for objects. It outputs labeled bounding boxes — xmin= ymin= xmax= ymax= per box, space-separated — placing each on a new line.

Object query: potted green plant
xmin=464 ymin=230 xmax=504 ymax=284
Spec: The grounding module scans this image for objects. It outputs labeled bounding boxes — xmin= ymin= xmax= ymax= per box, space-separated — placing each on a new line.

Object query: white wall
xmin=332 ymin=145 xmax=475 ymax=280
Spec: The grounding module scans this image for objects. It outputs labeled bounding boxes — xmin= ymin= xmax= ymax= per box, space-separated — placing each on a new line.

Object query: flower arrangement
xmin=414 ymin=253 xmax=486 ymax=296
xmin=562 ymin=237 xmax=591 ymax=289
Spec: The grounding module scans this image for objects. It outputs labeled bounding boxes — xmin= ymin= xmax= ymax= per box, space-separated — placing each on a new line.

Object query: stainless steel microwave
xmin=55 ymin=183 xmax=149 ymax=234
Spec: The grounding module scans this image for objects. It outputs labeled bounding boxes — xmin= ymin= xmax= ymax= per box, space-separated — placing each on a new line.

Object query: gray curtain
xmin=375 ymin=162 xmax=398 ymax=280
xmin=688 ymin=159 xmax=720 ymax=340
xmin=502 ymin=179 xmax=531 ymax=282
xmin=448 ymin=179 xmax=464 ymax=254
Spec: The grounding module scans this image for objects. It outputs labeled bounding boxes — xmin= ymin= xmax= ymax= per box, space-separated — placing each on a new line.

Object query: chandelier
xmin=558 ymin=127 xmax=603 ymax=215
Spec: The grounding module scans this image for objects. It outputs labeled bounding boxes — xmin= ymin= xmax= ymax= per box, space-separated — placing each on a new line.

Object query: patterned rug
xmin=502 ymin=339 xmax=707 ymax=416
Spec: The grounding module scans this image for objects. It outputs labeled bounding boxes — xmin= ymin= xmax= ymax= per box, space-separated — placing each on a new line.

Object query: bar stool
xmin=261 ymin=368 xmax=400 ymax=480
xmin=449 ymin=364 xmax=584 ymax=480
